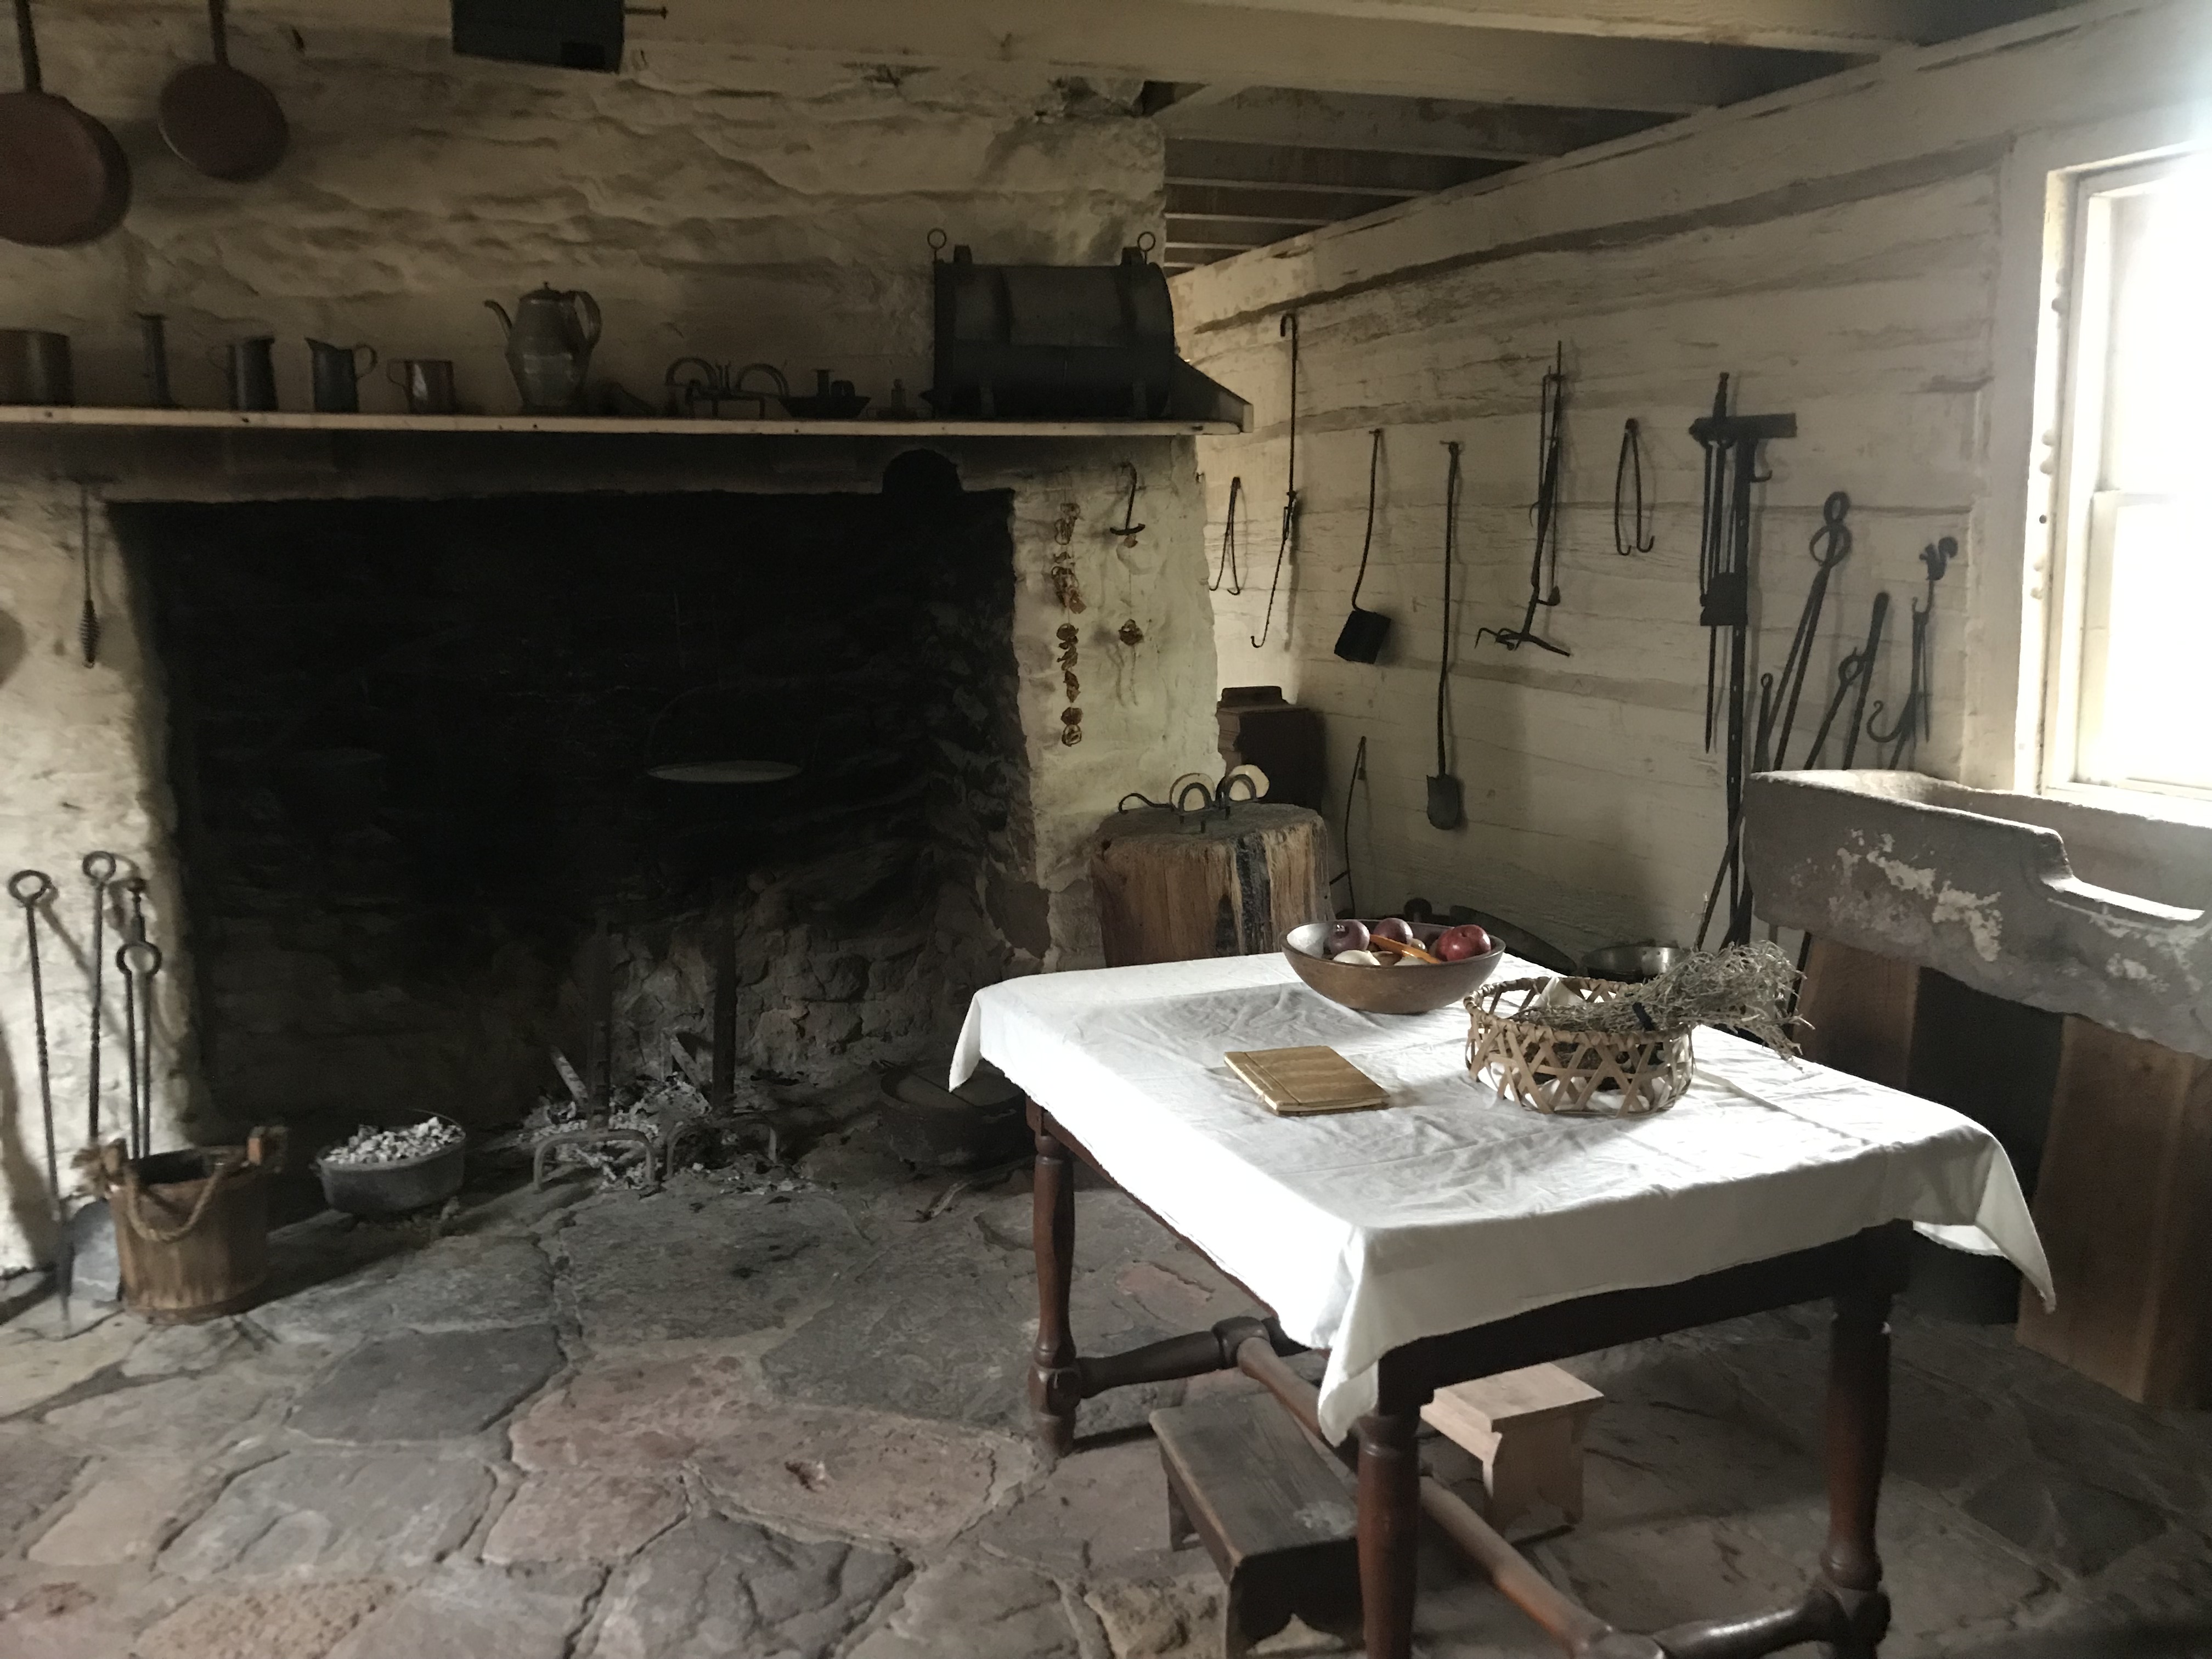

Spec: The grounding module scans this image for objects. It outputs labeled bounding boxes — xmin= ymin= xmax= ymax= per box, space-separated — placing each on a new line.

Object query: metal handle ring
xmin=82 ymin=850 xmax=118 ymax=883
xmin=119 ymin=937 xmax=164 ymax=976
xmin=8 ymin=870 xmax=54 ymax=906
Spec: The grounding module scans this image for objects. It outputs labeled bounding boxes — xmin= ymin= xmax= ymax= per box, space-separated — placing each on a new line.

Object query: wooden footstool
xmin=1152 ymin=1391 xmax=1361 ymax=1658
xmin=1421 ymin=1363 xmax=1603 ymax=1538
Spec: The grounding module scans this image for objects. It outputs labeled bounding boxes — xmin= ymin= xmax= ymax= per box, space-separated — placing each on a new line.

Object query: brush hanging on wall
xmin=1475 ymin=342 xmax=1571 ymax=657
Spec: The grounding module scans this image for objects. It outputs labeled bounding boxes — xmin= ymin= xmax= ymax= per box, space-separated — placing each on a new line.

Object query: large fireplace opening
xmin=119 ymin=457 xmax=1033 ymax=1150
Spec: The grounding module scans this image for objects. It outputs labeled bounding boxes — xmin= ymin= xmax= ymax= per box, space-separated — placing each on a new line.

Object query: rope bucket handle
xmin=97 ymin=1127 xmax=285 ymax=1245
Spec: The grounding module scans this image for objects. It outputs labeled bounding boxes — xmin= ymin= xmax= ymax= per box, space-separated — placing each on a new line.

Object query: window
xmin=2042 ymin=154 xmax=2212 ymax=804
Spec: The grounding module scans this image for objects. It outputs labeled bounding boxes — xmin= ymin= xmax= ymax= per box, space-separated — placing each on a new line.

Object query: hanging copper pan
xmin=0 ymin=0 xmax=130 ymax=247
xmin=159 ymin=0 xmax=287 ymax=183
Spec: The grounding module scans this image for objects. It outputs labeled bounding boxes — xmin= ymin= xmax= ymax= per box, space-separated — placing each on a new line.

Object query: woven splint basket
xmin=1466 ymin=977 xmax=1695 ymax=1117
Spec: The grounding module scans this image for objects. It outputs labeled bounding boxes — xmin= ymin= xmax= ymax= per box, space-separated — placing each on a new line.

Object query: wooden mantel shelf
xmin=0 ymin=405 xmax=1240 ymax=439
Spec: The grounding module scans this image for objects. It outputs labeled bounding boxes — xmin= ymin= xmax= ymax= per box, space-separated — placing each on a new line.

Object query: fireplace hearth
xmin=123 ymin=459 xmax=1031 ymax=1144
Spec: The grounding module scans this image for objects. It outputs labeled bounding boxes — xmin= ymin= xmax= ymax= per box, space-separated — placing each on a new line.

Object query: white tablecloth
xmin=953 ymin=953 xmax=2051 ymax=1442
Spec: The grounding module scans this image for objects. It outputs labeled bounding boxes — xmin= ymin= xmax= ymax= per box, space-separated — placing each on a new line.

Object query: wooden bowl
xmin=1283 ymin=922 xmax=1505 ymax=1015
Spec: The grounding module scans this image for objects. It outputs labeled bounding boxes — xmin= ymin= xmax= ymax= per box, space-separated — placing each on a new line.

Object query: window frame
xmin=2037 ymin=151 xmax=2208 ymax=812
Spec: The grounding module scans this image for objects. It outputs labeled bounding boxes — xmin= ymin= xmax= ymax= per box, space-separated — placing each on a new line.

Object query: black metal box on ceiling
xmin=929 ymin=243 xmax=1252 ymax=426
xmin=452 ymin=0 xmax=624 ymax=72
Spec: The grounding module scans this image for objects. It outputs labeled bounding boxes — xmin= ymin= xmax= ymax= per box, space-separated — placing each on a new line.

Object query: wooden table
xmin=1025 ymin=1101 xmax=1912 ymax=1659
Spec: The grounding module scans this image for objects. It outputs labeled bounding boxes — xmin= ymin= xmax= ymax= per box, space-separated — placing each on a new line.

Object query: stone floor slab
xmin=289 ymin=1325 xmax=563 ymax=1442
xmin=136 ymin=1578 xmax=397 ymax=1659
xmin=0 ymin=1317 xmax=138 ymax=1418
xmin=0 ymin=1426 xmax=87 ymax=1548
xmin=586 ymin=1513 xmax=904 ymax=1659
xmin=973 ymin=1436 xmax=1186 ymax=1578
xmin=123 ymin=1318 xmax=252 ymax=1379
xmin=483 ymin=1471 xmax=686 ymax=1565
xmin=555 ymin=1181 xmax=871 ymax=1349
xmin=847 ymin=1552 xmax=1081 ymax=1659
xmin=253 ymin=1237 xmax=555 ymax=1347
xmin=28 ymin=1456 xmax=206 ymax=1566
xmin=43 ymin=1369 xmax=286 ymax=1460
xmin=327 ymin=1562 xmax=603 ymax=1659
xmin=0 ymin=1579 xmax=134 ymax=1659
xmin=510 ymin=1354 xmax=757 ymax=1471
xmin=158 ymin=1452 xmax=494 ymax=1581
xmin=691 ymin=1397 xmax=1030 ymax=1549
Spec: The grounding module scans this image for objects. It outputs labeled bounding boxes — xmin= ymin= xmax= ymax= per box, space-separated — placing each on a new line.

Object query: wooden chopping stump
xmin=1091 ymin=803 xmax=1330 ymax=967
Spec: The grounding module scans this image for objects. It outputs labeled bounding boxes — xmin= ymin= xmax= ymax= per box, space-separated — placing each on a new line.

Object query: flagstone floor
xmin=2 ymin=1120 xmax=2208 ymax=1659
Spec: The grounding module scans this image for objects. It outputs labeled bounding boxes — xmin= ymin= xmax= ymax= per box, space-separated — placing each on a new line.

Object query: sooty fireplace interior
xmin=119 ymin=453 xmax=1031 ymax=1146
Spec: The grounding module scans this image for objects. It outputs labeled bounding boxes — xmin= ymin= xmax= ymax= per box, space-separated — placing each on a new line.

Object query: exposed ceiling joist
xmin=1155 ymin=87 xmax=1670 ymax=159
xmin=1167 ymin=0 xmax=2055 ymax=54
xmin=1165 ymin=139 xmax=1507 ymax=196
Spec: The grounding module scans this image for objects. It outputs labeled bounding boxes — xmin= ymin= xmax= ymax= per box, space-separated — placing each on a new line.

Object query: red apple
xmin=1370 ymin=916 xmax=1415 ymax=945
xmin=1435 ymin=924 xmax=1494 ymax=962
xmin=1325 ymin=919 xmax=1371 ymax=957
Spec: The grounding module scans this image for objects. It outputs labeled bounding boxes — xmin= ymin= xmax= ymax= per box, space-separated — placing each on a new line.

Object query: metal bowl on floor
xmin=1284 ymin=922 xmax=1504 ymax=1015
xmin=1581 ymin=943 xmax=1690 ymax=983
xmin=313 ymin=1116 xmax=467 ymax=1218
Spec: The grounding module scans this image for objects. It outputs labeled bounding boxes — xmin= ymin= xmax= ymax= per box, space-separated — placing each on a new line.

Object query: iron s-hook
xmin=1110 ymin=461 xmax=1146 ymax=545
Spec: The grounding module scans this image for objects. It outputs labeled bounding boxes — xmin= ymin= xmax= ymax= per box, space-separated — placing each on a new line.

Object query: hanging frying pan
xmin=159 ymin=0 xmax=287 ymax=183
xmin=0 ymin=0 xmax=130 ymax=247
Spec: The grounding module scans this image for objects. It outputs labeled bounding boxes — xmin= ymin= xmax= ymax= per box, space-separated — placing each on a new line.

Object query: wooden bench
xmin=1151 ymin=1391 xmax=1361 ymax=1658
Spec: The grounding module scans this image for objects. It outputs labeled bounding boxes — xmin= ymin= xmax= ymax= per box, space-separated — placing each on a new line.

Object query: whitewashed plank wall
xmin=1175 ymin=0 xmax=2209 ymax=957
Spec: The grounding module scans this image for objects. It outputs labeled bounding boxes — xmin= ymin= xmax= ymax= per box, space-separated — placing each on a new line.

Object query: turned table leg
xmin=1357 ymin=1409 xmax=1422 ymax=1659
xmin=1029 ymin=1110 xmax=1081 ymax=1457
xmin=1820 ymin=1282 xmax=1894 ymax=1657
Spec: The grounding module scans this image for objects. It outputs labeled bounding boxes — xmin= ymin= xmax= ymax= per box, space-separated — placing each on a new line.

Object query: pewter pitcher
xmin=486 ymin=284 xmax=601 ymax=413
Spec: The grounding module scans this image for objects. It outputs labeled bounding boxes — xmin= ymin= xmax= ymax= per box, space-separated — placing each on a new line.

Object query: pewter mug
xmin=387 ymin=357 xmax=456 ymax=415
xmin=485 ymin=284 xmax=601 ymax=413
xmin=307 ymin=339 xmax=377 ymax=413
xmin=218 ymin=336 xmax=278 ymax=410
xmin=0 ymin=329 xmax=74 ymax=405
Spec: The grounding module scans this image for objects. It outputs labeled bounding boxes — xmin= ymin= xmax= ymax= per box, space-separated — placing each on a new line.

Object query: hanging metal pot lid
xmin=159 ymin=0 xmax=289 ymax=183
xmin=646 ymin=760 xmax=800 ymax=785
xmin=0 ymin=0 xmax=132 ymax=247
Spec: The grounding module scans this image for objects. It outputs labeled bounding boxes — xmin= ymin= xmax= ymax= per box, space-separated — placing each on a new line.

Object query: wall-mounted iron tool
xmin=137 ymin=313 xmax=174 ymax=409
xmin=1475 ymin=343 xmax=1571 ymax=657
xmin=1334 ymin=428 xmax=1390 ymax=664
xmin=1428 ymin=441 xmax=1466 ymax=830
xmin=1613 ymin=418 xmax=1654 ymax=557
xmin=1690 ymin=374 xmax=1797 ymax=950
xmin=7 ymin=870 xmax=64 ymax=1291
xmin=1802 ymin=591 xmax=1891 ymax=772
xmin=1111 ymin=461 xmax=1146 ymax=546
xmin=1755 ymin=492 xmax=1854 ymax=773
xmin=117 ymin=876 xmax=163 ymax=1161
xmin=1331 ymin=733 xmax=1369 ymax=915
xmin=1868 ymin=535 xmax=1959 ymax=770
xmin=1251 ymin=311 xmax=1300 ymax=649
xmin=75 ymin=478 xmax=98 ymax=665
xmin=82 ymin=851 xmax=115 ymax=1146
xmin=1210 ymin=475 xmax=1244 ymax=595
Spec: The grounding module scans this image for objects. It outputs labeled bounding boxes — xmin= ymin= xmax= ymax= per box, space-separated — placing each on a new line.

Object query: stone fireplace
xmin=1 ymin=427 xmax=1220 ymax=1265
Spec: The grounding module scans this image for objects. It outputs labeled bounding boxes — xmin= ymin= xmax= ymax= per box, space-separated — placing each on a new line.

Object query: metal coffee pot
xmin=485 ymin=284 xmax=601 ymax=413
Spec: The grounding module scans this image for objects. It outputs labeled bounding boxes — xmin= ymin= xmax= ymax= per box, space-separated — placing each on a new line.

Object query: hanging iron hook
xmin=1110 ymin=461 xmax=1146 ymax=541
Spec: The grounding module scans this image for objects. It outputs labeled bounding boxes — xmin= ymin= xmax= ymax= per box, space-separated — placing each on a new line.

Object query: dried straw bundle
xmin=1523 ymin=941 xmax=1802 ymax=1057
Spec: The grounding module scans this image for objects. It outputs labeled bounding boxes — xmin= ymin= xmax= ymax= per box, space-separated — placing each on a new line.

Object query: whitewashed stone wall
xmin=1179 ymin=0 xmax=2209 ymax=960
xmin=0 ymin=12 xmax=1193 ymax=1271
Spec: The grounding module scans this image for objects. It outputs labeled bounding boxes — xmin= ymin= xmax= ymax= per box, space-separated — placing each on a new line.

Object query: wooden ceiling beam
xmin=1167 ymin=0 xmax=2057 ymax=55
xmin=1156 ymin=88 xmax=1670 ymax=159
xmin=271 ymin=0 xmax=1835 ymax=112
xmin=1166 ymin=140 xmax=1508 ymax=197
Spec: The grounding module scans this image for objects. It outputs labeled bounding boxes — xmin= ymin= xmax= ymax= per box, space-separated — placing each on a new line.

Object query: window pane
xmin=2095 ymin=499 xmax=2212 ymax=791
xmin=2103 ymin=167 xmax=2212 ymax=496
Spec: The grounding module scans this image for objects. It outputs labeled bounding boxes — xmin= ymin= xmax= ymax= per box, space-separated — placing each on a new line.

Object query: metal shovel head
xmin=1426 ymin=772 xmax=1464 ymax=831
xmin=1333 ymin=606 xmax=1390 ymax=664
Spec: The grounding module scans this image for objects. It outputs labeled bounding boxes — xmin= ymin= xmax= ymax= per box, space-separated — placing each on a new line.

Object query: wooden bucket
xmin=94 ymin=1130 xmax=285 ymax=1323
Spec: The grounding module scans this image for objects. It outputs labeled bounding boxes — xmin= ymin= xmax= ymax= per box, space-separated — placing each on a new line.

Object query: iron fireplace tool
xmin=1803 ymin=590 xmax=1892 ymax=772
xmin=1428 ymin=441 xmax=1466 ymax=830
xmin=117 ymin=876 xmax=160 ymax=1161
xmin=1689 ymin=375 xmax=1796 ymax=950
xmin=9 ymin=870 xmax=68 ymax=1312
xmin=1330 ymin=733 xmax=1370 ymax=915
xmin=1209 ymin=475 xmax=1244 ymax=595
xmin=1867 ymin=535 xmax=1959 ymax=770
xmin=81 ymin=852 xmax=114 ymax=1143
xmin=1334 ymin=428 xmax=1391 ymax=663
xmin=76 ymin=479 xmax=98 ymax=665
xmin=1475 ymin=342 xmax=1571 ymax=656
xmin=1757 ymin=491 xmax=1854 ymax=772
xmin=1613 ymin=419 xmax=1654 ymax=557
xmin=1250 ymin=312 xmax=1300 ymax=648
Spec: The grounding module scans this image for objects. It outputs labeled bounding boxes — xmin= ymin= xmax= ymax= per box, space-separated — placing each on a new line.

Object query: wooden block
xmin=1421 ymin=1364 xmax=1603 ymax=1534
xmin=1091 ymin=803 xmax=1330 ymax=966
xmin=1151 ymin=1392 xmax=1359 ymax=1657
xmin=1796 ymin=936 xmax=1920 ymax=1089
xmin=2017 ymin=1015 xmax=2212 ymax=1408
